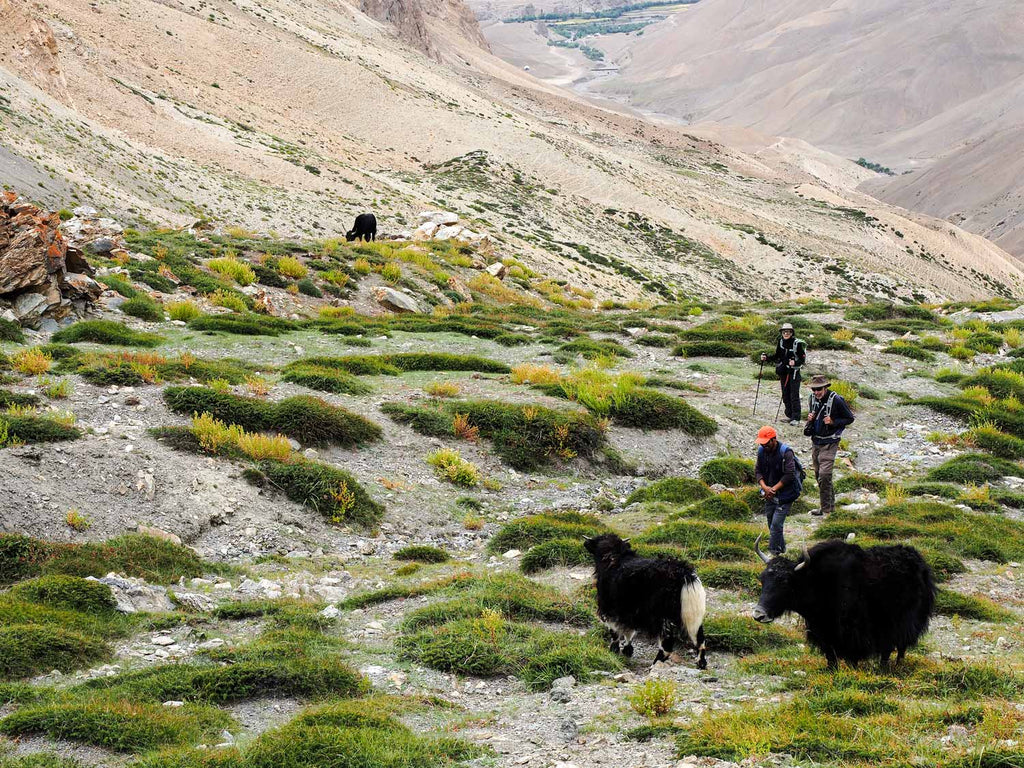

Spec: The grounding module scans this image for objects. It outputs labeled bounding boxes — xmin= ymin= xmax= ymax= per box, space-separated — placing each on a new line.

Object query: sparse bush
xmin=883 ymin=341 xmax=934 ymax=362
xmin=0 ymin=412 xmax=81 ymax=445
xmin=52 ymin=320 xmax=162 ymax=347
xmin=394 ymin=545 xmax=450 ymax=564
xmin=207 ymin=256 xmax=256 ymax=286
xmin=65 ymin=508 xmax=90 ymax=531
xmin=167 ymin=301 xmax=201 ymax=322
xmin=277 ymin=256 xmax=308 ymax=279
xmin=425 ymin=381 xmax=461 ymax=398
xmin=426 ymin=449 xmax=481 ymax=487
xmin=511 ymin=364 xmax=562 ymax=386
xmin=297 ymin=278 xmax=322 ymax=298
xmin=381 ymin=262 xmax=402 ymax=284
xmin=121 ymin=294 xmax=163 ymax=322
xmin=629 ymin=679 xmax=677 ymax=718
xmin=672 ymin=341 xmax=749 ymax=358
xmin=281 ymin=364 xmax=371 ymax=396
xmin=11 ymin=348 xmax=51 ymax=375
xmin=245 ymin=459 xmax=384 ymax=527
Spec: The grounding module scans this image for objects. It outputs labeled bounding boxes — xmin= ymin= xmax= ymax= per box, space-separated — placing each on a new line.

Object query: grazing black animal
xmin=752 ymin=535 xmax=935 ymax=669
xmin=346 ymin=213 xmax=377 ymax=242
xmin=584 ymin=533 xmax=707 ymax=669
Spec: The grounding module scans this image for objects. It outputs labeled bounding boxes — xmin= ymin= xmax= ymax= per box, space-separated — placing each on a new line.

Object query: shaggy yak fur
xmin=753 ymin=537 xmax=935 ymax=668
xmin=346 ymin=213 xmax=377 ymax=242
xmin=584 ymin=533 xmax=707 ymax=669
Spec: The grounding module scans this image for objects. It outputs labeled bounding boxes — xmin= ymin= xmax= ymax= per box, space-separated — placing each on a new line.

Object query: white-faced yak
xmin=584 ymin=533 xmax=708 ymax=669
xmin=346 ymin=213 xmax=377 ymax=242
xmin=753 ymin=536 xmax=935 ymax=669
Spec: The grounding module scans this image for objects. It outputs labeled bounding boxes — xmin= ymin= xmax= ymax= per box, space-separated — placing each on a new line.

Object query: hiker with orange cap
xmin=754 ymin=425 xmax=805 ymax=556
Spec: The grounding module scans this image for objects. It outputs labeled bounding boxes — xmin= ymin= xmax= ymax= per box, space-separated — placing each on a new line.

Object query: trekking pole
xmin=753 ymin=360 xmax=764 ymax=415
xmin=775 ymin=373 xmax=790 ymax=422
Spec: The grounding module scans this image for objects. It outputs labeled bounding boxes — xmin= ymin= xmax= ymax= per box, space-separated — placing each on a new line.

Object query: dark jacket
xmin=756 ymin=443 xmax=799 ymax=504
xmin=767 ymin=336 xmax=806 ymax=377
xmin=807 ymin=390 xmax=855 ymax=445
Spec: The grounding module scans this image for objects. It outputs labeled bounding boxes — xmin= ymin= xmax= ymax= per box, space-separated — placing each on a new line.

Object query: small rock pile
xmin=0 ymin=191 xmax=103 ymax=329
xmin=411 ymin=211 xmax=488 ymax=243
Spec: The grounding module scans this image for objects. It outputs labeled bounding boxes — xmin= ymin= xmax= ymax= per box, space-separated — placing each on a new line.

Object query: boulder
xmin=62 ymin=273 xmax=103 ymax=301
xmin=413 ymin=222 xmax=439 ymax=240
xmin=417 ymin=211 xmax=459 ymax=226
xmin=12 ymin=291 xmax=51 ymax=322
xmin=373 ymin=286 xmax=420 ymax=313
xmin=485 ymin=261 xmax=508 ymax=280
xmin=434 ymin=225 xmax=464 ymax=240
xmin=447 ymin=276 xmax=473 ymax=302
xmin=85 ymin=237 xmax=116 ymax=255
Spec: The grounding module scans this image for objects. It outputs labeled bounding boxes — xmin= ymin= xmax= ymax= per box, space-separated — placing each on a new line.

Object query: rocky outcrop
xmin=412 ymin=210 xmax=489 ymax=243
xmin=360 ymin=0 xmax=489 ymax=60
xmin=0 ymin=192 xmax=102 ymax=328
xmin=0 ymin=0 xmax=69 ymax=100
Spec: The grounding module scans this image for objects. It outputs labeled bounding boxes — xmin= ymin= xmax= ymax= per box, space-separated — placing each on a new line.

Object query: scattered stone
xmin=485 ymin=261 xmax=508 ymax=280
xmin=135 ymin=525 xmax=181 ymax=545
xmin=373 ymin=286 xmax=420 ymax=313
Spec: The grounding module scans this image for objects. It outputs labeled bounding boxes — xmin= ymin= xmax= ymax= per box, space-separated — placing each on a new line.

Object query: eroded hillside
xmin=0 ymin=0 xmax=1022 ymax=301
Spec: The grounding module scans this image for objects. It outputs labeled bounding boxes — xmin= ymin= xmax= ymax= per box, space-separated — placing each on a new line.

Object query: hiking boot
xmin=811 ymin=509 xmax=824 ymax=517
xmin=789 ymin=419 xmax=800 ymax=426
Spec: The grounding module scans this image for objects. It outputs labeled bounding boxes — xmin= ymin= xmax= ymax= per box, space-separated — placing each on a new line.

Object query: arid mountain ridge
xmin=584 ymin=0 xmax=1024 ymax=259
xmin=0 ymin=0 xmax=1022 ymax=301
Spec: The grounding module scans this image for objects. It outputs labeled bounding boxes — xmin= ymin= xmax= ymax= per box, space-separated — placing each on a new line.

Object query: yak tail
xmin=680 ymin=578 xmax=707 ymax=646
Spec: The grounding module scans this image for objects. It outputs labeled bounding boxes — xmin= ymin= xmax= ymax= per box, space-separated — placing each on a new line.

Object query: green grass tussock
xmin=393 ymin=545 xmax=450 ymax=564
xmin=187 ymin=314 xmax=296 ymax=337
xmin=520 ymin=539 xmax=588 ymax=574
xmin=702 ymin=615 xmax=798 ymax=655
xmin=665 ymin=493 xmax=753 ymax=522
xmin=488 ymin=512 xmax=609 ymax=554
xmin=121 ymin=295 xmax=163 ymax=322
xmin=0 ymin=625 xmax=109 ymax=679
xmin=637 ymin=520 xmax=760 ymax=561
xmin=934 ymin=588 xmax=1016 ymax=622
xmin=626 ymin=477 xmax=712 ymax=506
xmin=925 ymin=453 xmax=1024 ymax=484
xmin=163 ymin=387 xmax=381 ymax=447
xmin=280 ymin=364 xmax=372 ymax=396
xmin=0 ymin=700 xmax=232 ymax=752
xmin=286 ymin=353 xmax=509 ymax=377
xmin=52 ymin=320 xmax=163 ymax=347
xmin=383 ymin=400 xmax=607 ymax=470
xmin=244 ymin=460 xmax=384 ymax=528
xmin=7 ymin=575 xmax=116 ymax=614
xmin=698 ymin=456 xmax=756 ymax=487
xmin=0 ymin=413 xmax=81 ymax=445
xmin=0 ymin=533 xmax=209 ymax=586
xmin=672 ymin=341 xmax=749 ymax=358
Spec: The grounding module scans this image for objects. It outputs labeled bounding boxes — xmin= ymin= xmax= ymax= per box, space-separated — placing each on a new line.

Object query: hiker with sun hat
xmin=803 ymin=374 xmax=855 ymax=517
xmin=761 ymin=322 xmax=806 ymax=425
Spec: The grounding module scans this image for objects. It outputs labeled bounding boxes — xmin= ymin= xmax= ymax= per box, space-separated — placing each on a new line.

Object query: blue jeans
xmin=764 ymin=497 xmax=791 ymax=555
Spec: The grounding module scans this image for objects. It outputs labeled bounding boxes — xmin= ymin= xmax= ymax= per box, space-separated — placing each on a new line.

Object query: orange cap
xmin=756 ymin=425 xmax=777 ymax=445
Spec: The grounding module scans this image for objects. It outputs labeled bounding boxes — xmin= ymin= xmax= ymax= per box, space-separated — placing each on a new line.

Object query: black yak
xmin=584 ymin=533 xmax=707 ymax=669
xmin=752 ymin=535 xmax=935 ymax=669
xmin=346 ymin=213 xmax=377 ymax=242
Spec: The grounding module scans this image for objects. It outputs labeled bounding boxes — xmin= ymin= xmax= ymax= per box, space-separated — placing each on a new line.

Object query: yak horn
xmin=621 ymin=538 xmax=631 ymax=544
xmin=582 ymin=535 xmax=593 ymax=542
xmin=794 ymin=543 xmax=810 ymax=571
xmin=754 ymin=534 xmax=770 ymax=564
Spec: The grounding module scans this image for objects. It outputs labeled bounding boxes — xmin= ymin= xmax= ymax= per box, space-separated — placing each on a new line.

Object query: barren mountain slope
xmin=1 ymin=0 xmax=1022 ymax=299
xmin=591 ymin=0 xmax=1024 ymax=256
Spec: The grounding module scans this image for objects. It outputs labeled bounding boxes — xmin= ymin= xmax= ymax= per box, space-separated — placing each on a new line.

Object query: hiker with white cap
xmin=760 ymin=322 xmax=806 ymax=425
xmin=803 ymin=374 xmax=855 ymax=516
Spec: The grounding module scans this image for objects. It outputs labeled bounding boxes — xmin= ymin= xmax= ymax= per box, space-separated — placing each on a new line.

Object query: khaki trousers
xmin=812 ymin=442 xmax=839 ymax=515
